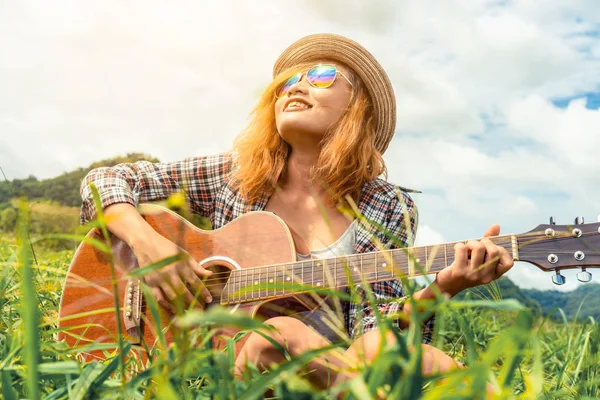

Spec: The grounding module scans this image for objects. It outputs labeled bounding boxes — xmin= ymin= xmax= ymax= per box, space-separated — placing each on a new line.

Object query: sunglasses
xmin=276 ymin=64 xmax=353 ymax=98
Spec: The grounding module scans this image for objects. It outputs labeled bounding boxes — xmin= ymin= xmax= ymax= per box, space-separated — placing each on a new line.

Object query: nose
xmin=285 ymin=73 xmax=309 ymax=96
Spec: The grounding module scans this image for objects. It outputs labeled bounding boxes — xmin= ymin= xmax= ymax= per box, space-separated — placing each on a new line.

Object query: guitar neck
xmin=220 ymin=234 xmax=519 ymax=306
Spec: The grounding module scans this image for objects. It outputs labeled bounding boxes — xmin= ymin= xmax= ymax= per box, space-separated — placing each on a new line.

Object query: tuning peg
xmin=552 ymin=270 xmax=566 ymax=285
xmin=597 ymin=215 xmax=600 ymax=222
xmin=549 ymin=216 xmax=556 ymax=225
xmin=575 ymin=216 xmax=585 ymax=225
xmin=577 ymin=267 xmax=592 ymax=282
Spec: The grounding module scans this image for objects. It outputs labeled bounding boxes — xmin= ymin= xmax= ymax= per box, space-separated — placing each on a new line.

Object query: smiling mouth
xmin=285 ymin=101 xmax=313 ymax=111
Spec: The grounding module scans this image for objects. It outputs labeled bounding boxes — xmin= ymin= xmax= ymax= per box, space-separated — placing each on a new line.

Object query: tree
xmin=0 ymin=207 xmax=17 ymax=232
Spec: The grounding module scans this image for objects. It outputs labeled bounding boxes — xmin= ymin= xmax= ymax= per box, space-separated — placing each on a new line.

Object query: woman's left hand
xmin=435 ymin=224 xmax=515 ymax=297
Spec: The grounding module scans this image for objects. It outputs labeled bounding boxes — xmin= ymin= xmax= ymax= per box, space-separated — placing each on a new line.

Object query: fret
xmin=408 ymin=248 xmax=415 ymax=277
xmin=427 ymin=245 xmax=438 ymax=273
xmin=303 ymin=261 xmax=310 ymax=286
xmin=425 ymin=246 xmax=429 ymax=273
xmin=315 ymin=259 xmax=323 ymax=289
xmin=444 ymin=244 xmax=448 ymax=270
xmin=227 ymin=269 xmax=237 ymax=302
xmin=249 ymin=269 xmax=256 ymax=300
xmin=260 ymin=267 xmax=265 ymax=299
xmin=293 ymin=262 xmax=303 ymax=286
xmin=250 ymin=268 xmax=255 ymax=300
xmin=263 ymin=266 xmax=269 ymax=299
xmin=242 ymin=269 xmax=248 ymax=302
xmin=283 ymin=263 xmax=291 ymax=290
xmin=239 ymin=270 xmax=243 ymax=301
xmin=311 ymin=260 xmax=315 ymax=287
xmin=359 ymin=254 xmax=364 ymax=283
xmin=277 ymin=264 xmax=282 ymax=297
xmin=233 ymin=270 xmax=237 ymax=303
xmin=282 ymin=263 xmax=288 ymax=294
xmin=224 ymin=270 xmax=230 ymax=304
xmin=334 ymin=257 xmax=337 ymax=289
xmin=260 ymin=266 xmax=266 ymax=299
xmin=248 ymin=269 xmax=254 ymax=300
xmin=273 ymin=265 xmax=284 ymax=296
xmin=269 ymin=264 xmax=274 ymax=299
xmin=370 ymin=253 xmax=375 ymax=282
xmin=256 ymin=267 xmax=261 ymax=299
xmin=238 ymin=269 xmax=243 ymax=302
xmin=237 ymin=270 xmax=241 ymax=302
xmin=231 ymin=270 xmax=237 ymax=304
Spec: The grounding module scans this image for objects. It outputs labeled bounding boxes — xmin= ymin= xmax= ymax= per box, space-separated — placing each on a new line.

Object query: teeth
xmin=287 ymin=101 xmax=310 ymax=110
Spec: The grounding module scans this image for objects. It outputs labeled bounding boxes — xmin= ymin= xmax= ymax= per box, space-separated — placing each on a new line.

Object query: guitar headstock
xmin=517 ymin=216 xmax=600 ymax=285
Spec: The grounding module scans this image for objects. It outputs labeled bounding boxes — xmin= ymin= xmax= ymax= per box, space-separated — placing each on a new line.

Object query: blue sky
xmin=552 ymin=91 xmax=600 ymax=109
xmin=1 ymin=0 xmax=599 ymax=291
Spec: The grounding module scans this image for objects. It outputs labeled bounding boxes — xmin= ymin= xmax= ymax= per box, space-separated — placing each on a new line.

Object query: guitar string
xmin=128 ymin=232 xmax=599 ymax=293
xmin=145 ymin=233 xmax=596 ymax=285
xmin=173 ymin=237 xmax=518 ymax=280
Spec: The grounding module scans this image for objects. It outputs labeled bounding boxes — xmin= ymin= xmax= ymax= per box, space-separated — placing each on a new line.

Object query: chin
xmin=277 ymin=119 xmax=323 ymax=138
xmin=277 ymin=128 xmax=325 ymax=146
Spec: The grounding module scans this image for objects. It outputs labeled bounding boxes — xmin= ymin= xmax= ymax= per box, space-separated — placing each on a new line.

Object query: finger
xmin=453 ymin=242 xmax=468 ymax=269
xmin=165 ymin=276 xmax=200 ymax=310
xmin=483 ymin=224 xmax=500 ymax=238
xmin=191 ymin=262 xmax=213 ymax=278
xmin=481 ymin=238 xmax=500 ymax=269
xmin=153 ymin=287 xmax=175 ymax=314
xmin=181 ymin=268 xmax=213 ymax=304
xmin=495 ymin=248 xmax=515 ymax=277
xmin=466 ymin=240 xmax=486 ymax=273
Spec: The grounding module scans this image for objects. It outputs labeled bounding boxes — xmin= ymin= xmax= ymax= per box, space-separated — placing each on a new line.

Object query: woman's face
xmin=274 ymin=63 xmax=353 ymax=146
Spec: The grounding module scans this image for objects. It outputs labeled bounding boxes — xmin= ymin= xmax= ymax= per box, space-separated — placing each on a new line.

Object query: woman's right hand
xmin=130 ymin=231 xmax=213 ymax=314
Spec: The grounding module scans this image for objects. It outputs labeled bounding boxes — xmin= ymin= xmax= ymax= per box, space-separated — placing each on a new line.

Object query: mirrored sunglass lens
xmin=307 ymin=65 xmax=337 ymax=88
xmin=278 ymin=73 xmax=301 ymax=97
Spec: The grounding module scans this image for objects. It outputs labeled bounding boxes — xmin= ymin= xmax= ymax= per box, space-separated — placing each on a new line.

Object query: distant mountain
xmin=0 ymin=153 xmax=159 ymax=208
xmin=457 ymin=277 xmax=543 ymax=316
xmin=523 ymin=283 xmax=600 ymax=321
xmin=457 ymin=277 xmax=600 ymax=321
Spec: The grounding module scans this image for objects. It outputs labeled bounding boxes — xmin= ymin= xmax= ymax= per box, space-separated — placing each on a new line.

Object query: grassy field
xmin=1 ymin=211 xmax=600 ymax=399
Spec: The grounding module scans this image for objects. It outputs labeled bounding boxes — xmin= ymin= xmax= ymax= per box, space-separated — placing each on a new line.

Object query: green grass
xmin=1 ymin=208 xmax=599 ymax=399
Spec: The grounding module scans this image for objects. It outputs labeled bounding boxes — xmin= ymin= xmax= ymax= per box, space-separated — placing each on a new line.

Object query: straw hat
xmin=273 ymin=33 xmax=396 ymax=154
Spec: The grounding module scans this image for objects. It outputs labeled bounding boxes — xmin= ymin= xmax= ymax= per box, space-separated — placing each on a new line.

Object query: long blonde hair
xmin=232 ymin=62 xmax=387 ymax=205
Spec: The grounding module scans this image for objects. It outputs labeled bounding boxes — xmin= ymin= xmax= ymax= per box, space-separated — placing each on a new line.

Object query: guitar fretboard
xmin=220 ymin=234 xmax=518 ymax=305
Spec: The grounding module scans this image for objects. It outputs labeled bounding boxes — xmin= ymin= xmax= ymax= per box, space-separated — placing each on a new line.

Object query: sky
xmin=1 ymin=1 xmax=599 ymax=291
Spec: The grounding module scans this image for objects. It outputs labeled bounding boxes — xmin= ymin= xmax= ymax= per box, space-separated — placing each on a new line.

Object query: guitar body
xmin=59 ymin=203 xmax=600 ymax=362
xmin=58 ymin=204 xmax=306 ymax=361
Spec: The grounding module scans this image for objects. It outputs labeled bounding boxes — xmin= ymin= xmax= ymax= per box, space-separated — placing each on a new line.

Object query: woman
xmin=80 ymin=33 xmax=513 ymax=390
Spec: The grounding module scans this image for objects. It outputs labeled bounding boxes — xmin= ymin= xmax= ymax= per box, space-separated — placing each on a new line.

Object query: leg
xmin=337 ymin=329 xmax=461 ymax=379
xmin=338 ymin=329 xmax=496 ymax=397
xmin=234 ymin=316 xmax=349 ymax=389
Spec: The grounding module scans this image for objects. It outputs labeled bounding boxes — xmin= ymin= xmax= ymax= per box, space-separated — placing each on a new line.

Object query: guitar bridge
xmin=123 ymin=279 xmax=142 ymax=344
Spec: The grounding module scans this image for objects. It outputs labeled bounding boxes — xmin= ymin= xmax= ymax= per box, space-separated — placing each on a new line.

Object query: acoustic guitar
xmin=57 ymin=205 xmax=600 ymax=361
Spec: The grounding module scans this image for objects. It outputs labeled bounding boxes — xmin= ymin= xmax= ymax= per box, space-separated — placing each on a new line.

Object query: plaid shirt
xmin=80 ymin=152 xmax=435 ymax=343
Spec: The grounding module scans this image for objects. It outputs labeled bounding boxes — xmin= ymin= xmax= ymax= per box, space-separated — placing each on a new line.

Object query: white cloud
xmin=415 ymin=224 xmax=446 ymax=247
xmin=507 ymin=95 xmax=600 ymax=171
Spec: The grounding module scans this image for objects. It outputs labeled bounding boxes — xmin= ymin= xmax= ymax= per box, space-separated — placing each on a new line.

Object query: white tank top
xmin=293 ymin=219 xmax=358 ymax=342
xmin=296 ymin=219 xmax=358 ymax=261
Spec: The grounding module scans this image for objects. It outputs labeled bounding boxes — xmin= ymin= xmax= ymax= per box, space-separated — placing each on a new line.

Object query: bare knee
xmin=348 ymin=329 xmax=398 ymax=363
xmin=421 ymin=343 xmax=462 ymax=375
xmin=237 ymin=317 xmax=310 ymax=363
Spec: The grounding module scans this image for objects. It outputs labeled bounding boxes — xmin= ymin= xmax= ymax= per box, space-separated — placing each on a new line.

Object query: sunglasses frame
xmin=276 ymin=64 xmax=353 ymax=98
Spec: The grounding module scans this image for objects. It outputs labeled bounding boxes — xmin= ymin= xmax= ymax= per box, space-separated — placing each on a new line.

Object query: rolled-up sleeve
xmin=79 ymin=153 xmax=235 ymax=225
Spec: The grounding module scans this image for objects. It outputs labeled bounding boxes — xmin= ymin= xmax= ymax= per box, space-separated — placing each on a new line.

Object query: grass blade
xmin=17 ymin=202 xmax=40 ymax=400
